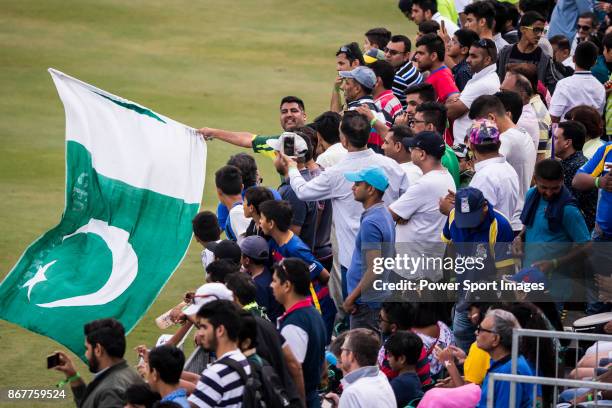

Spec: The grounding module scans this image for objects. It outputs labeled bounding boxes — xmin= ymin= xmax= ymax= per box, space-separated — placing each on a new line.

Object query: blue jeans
xmin=453 ymin=303 xmax=476 ymax=354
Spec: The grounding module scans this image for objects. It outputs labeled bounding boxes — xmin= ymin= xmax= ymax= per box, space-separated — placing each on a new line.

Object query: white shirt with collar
xmin=452 ymin=64 xmax=501 ymax=146
xmin=549 ymin=71 xmax=606 ymax=118
xmin=499 ymin=127 xmax=537 ymax=200
xmin=469 ymin=155 xmax=522 ymax=231
xmin=518 ymin=103 xmax=541 ymax=150
xmin=339 ymin=366 xmax=396 ymax=408
xmin=289 ymin=149 xmax=409 ymax=268
xmin=432 ymin=12 xmax=459 ymax=36
xmin=316 ymin=142 xmax=347 ymax=169
xmin=493 ymin=33 xmax=509 ymax=52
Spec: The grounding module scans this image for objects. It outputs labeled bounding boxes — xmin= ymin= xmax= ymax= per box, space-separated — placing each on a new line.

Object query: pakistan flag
xmin=0 ymin=69 xmax=206 ymax=358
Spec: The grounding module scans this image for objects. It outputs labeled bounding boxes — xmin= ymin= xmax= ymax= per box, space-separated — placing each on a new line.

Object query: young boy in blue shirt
xmin=259 ymin=199 xmax=336 ymax=342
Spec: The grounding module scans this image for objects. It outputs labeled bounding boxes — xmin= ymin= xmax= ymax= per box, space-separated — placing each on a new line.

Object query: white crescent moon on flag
xmin=36 ymin=218 xmax=138 ymax=308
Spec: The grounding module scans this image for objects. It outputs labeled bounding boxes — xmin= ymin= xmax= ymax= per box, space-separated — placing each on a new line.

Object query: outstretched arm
xmin=198 ymin=127 xmax=254 ymax=148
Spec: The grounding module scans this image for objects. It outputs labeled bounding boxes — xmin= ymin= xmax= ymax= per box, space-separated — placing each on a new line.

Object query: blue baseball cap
xmin=454 ymin=187 xmax=487 ymax=228
xmin=339 ymin=66 xmax=377 ymax=89
xmin=344 ymin=166 xmax=389 ymax=192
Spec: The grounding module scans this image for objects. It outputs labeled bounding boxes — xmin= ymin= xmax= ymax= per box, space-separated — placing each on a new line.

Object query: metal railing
xmin=486 ymin=328 xmax=612 ymax=407
xmin=487 ymin=373 xmax=612 ymax=407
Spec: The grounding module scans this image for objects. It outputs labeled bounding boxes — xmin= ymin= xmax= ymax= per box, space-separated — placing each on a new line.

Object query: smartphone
xmin=47 ymin=353 xmax=60 ymax=369
xmin=283 ymin=136 xmax=295 ymax=156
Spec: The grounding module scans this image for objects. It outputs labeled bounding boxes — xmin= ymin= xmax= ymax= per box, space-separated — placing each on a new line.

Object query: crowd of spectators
xmin=50 ymin=0 xmax=612 ymax=406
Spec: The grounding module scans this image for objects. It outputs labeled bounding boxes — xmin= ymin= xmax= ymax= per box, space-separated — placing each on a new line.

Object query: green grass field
xmin=0 ymin=1 xmax=413 ymax=405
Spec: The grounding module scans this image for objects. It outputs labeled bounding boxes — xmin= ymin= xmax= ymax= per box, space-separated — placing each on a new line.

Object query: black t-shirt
xmin=508 ymin=44 xmax=542 ymax=66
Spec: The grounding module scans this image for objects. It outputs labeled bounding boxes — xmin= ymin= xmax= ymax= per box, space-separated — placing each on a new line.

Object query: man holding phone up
xmin=50 ymin=318 xmax=143 ymax=408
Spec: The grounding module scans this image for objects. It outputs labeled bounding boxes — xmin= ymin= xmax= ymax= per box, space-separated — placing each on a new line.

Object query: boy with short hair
xmin=386 ymin=331 xmax=425 ymax=407
xmin=192 ymin=211 xmax=222 ymax=272
xmin=259 ymin=200 xmax=335 ymax=341
xmin=146 ymin=345 xmax=190 ymax=408
xmin=215 ymin=165 xmax=250 ymax=243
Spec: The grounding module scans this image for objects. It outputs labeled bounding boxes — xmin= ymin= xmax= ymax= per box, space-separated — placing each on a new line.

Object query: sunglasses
xmin=384 ymin=47 xmax=405 ymax=56
xmin=339 ymin=45 xmax=357 ymax=60
xmin=523 ymin=26 xmax=544 ymax=35
xmin=577 ymin=24 xmax=592 ymax=31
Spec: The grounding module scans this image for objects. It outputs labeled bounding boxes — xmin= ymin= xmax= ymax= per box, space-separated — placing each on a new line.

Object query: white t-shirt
xmin=400 ymin=161 xmax=423 ymax=186
xmin=518 ymin=103 xmax=540 ymax=150
xmin=499 ymin=127 xmax=537 ymax=200
xmin=390 ymin=169 xmax=456 ymax=281
xmin=549 ymin=72 xmax=606 ymax=118
xmin=390 ymin=169 xmax=456 ymax=243
xmin=316 ymin=142 xmax=347 ymax=169
xmin=453 ymin=64 xmax=501 ymax=145
xmin=469 ymin=156 xmax=522 ymax=231
xmin=280 ymin=324 xmax=309 ymax=363
xmin=228 ymin=205 xmax=251 ymax=244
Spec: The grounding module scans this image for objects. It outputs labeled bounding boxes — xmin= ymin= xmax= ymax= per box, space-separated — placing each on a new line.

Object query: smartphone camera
xmin=47 ymin=353 xmax=60 ymax=369
xmin=283 ymin=136 xmax=295 ymax=157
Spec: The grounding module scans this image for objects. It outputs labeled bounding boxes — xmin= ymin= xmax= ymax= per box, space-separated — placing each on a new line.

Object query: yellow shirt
xmin=463 ymin=342 xmax=490 ymax=385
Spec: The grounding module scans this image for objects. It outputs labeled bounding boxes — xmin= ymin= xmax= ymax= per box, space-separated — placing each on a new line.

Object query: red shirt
xmin=425 ymin=65 xmax=459 ymax=104
xmin=375 ymin=90 xmax=403 ymax=127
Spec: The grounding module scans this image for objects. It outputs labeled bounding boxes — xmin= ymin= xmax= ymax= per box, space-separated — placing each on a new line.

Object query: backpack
xmin=218 ymin=355 xmax=294 ymax=408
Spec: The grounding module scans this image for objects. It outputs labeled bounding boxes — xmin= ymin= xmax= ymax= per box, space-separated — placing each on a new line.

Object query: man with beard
xmin=52 ymin=318 xmax=143 ymax=408
xmin=413 ymin=34 xmax=459 ymax=104
xmin=198 ymin=96 xmax=307 ymax=159
xmin=188 ymin=300 xmax=251 ymax=408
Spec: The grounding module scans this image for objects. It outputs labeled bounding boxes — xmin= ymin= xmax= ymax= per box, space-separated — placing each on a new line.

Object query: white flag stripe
xmin=49 ymin=68 xmax=205 ymax=204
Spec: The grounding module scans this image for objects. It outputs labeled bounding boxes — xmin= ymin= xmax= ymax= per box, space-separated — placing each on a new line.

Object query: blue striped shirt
xmin=392 ymin=61 xmax=423 ymax=108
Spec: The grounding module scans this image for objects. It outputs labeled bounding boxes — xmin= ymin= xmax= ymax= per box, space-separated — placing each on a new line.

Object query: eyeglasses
xmin=409 ymin=119 xmax=426 ymax=128
xmin=476 ymin=325 xmax=497 ymax=335
xmin=523 ymin=26 xmax=544 ymax=35
xmin=576 ymin=24 xmax=592 ymax=31
xmin=384 ymin=47 xmax=405 ymax=56
xmin=476 ymin=39 xmax=490 ymax=47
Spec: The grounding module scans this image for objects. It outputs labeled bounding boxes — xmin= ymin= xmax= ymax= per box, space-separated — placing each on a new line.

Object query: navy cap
xmin=205 ymin=240 xmax=242 ymax=264
xmin=454 ymin=187 xmax=487 ymax=228
xmin=402 ymin=131 xmax=446 ymax=159
xmin=238 ymin=235 xmax=269 ymax=262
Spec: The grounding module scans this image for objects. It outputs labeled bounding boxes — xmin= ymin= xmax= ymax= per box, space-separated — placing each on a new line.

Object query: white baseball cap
xmin=182 ymin=282 xmax=234 ymax=316
xmin=266 ymin=132 xmax=309 ymax=157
